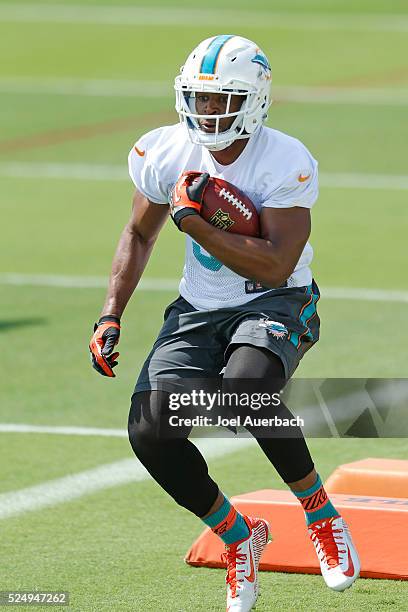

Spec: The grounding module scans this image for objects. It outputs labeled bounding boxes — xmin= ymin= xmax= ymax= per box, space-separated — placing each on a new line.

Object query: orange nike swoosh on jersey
xmin=298 ymin=174 xmax=311 ymax=182
xmin=134 ymin=146 xmax=145 ymax=157
xmin=244 ymin=547 xmax=255 ymax=583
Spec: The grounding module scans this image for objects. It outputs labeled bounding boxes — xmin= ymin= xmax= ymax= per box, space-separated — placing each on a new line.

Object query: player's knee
xmin=128 ymin=391 xmax=162 ymax=454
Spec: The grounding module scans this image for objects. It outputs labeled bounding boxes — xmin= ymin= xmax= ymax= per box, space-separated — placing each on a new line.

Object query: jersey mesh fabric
xmin=128 ymin=124 xmax=318 ymax=311
xmin=179 ymin=236 xmax=311 ymax=309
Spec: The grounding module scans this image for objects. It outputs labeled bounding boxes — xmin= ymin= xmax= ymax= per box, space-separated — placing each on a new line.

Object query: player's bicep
xmin=260 ymin=207 xmax=311 ymax=271
xmin=128 ymin=189 xmax=170 ymax=245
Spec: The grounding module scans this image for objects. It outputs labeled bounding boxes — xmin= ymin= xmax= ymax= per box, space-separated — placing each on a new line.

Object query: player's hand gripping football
xmin=89 ymin=315 xmax=121 ymax=377
xmin=169 ymin=171 xmax=210 ymax=230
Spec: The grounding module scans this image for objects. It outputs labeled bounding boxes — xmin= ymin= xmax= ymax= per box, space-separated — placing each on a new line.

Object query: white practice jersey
xmin=128 ymin=123 xmax=318 ymax=310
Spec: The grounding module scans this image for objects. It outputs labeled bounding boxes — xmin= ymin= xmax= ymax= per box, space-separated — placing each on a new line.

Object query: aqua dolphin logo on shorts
xmin=259 ymin=317 xmax=288 ymax=339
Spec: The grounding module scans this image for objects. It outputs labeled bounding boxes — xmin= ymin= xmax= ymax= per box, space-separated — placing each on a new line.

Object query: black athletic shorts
xmin=134 ymin=280 xmax=320 ymax=393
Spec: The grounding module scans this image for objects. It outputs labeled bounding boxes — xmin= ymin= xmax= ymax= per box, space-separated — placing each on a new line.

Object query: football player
xmin=89 ymin=35 xmax=360 ymax=611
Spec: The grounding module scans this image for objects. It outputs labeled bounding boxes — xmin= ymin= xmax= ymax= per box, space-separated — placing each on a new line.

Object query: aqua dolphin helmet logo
xmin=251 ymin=51 xmax=271 ymax=72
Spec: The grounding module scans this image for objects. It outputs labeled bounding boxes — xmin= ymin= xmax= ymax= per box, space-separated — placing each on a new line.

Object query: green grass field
xmin=1 ymin=0 xmax=408 ymax=609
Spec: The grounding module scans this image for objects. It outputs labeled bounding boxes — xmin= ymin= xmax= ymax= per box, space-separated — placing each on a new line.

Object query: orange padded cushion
xmin=324 ymin=458 xmax=408 ymax=498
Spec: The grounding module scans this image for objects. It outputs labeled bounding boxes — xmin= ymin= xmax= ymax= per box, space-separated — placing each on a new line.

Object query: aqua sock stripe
xmin=202 ymin=494 xmax=249 ymax=545
xmin=293 ymin=474 xmax=339 ymax=525
xmin=295 ymin=474 xmax=330 ymax=511
xmin=222 ymin=513 xmax=249 ymax=545
xmin=212 ymin=506 xmax=237 ymax=537
xmin=202 ymin=495 xmax=230 ymax=528
xmin=294 ymin=473 xmax=323 ymax=498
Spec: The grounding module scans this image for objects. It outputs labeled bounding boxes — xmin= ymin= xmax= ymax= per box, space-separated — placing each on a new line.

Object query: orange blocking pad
xmin=325 ymin=458 xmax=408 ymax=498
xmin=185 ymin=489 xmax=408 ymax=580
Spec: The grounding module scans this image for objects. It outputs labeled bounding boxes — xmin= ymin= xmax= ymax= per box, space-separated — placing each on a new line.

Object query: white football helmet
xmin=175 ymin=35 xmax=272 ymax=151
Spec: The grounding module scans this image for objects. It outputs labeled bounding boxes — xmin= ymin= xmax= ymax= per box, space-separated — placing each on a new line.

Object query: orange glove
xmin=89 ymin=315 xmax=120 ymax=377
xmin=169 ymin=171 xmax=210 ymax=230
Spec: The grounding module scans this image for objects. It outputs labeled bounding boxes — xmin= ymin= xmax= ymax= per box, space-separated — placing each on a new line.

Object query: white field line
xmin=1 ymin=162 xmax=408 ymax=191
xmin=0 ymin=77 xmax=172 ymax=98
xmin=0 ymin=273 xmax=177 ymax=291
xmin=1 ymin=273 xmax=408 ymax=303
xmin=320 ymin=287 xmax=408 ymax=303
xmin=0 ymin=162 xmax=128 ymax=182
xmin=1 ymin=4 xmax=408 ymax=32
xmin=0 ymin=78 xmax=406 ymax=107
xmin=0 ymin=423 xmax=128 ymax=437
xmin=319 ymin=173 xmax=408 ymax=191
xmin=0 ymin=436 xmax=253 ymax=520
xmin=276 ymin=86 xmax=408 ymax=107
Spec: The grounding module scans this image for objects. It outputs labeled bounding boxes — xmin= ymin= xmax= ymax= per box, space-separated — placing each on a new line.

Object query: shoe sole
xmin=328 ymin=571 xmax=360 ymax=592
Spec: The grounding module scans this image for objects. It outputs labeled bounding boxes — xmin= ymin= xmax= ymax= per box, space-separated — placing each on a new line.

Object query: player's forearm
xmin=101 ymin=224 xmax=155 ymax=318
xmin=181 ymin=216 xmax=290 ymax=287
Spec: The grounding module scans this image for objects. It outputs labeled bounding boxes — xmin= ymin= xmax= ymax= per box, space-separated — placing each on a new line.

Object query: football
xmin=201 ymin=177 xmax=260 ymax=237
